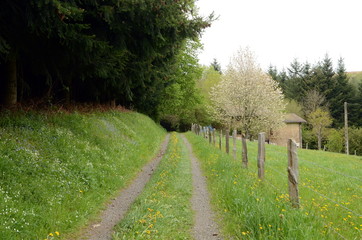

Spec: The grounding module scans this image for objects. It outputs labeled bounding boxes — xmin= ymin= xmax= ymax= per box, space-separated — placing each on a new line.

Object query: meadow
xmin=0 ymin=110 xmax=166 ymax=239
xmin=185 ymin=132 xmax=361 ymax=239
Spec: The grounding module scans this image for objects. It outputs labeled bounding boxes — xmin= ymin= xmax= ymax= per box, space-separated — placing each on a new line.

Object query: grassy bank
xmin=113 ymin=133 xmax=193 ymax=239
xmin=0 ymin=110 xmax=166 ymax=239
xmin=185 ymin=132 xmax=361 ymax=239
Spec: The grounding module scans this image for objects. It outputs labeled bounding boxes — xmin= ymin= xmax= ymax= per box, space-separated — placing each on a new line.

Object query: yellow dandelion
xmin=48 ymin=233 xmax=54 ymax=237
xmin=55 ymin=231 xmax=60 ymax=236
xmin=242 ymin=232 xmax=247 ymax=235
xmin=259 ymin=226 xmax=263 ymax=230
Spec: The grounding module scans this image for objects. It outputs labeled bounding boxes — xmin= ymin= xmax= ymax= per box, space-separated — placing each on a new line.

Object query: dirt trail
xmin=181 ymin=135 xmax=222 ymax=240
xmin=78 ymin=134 xmax=170 ymax=240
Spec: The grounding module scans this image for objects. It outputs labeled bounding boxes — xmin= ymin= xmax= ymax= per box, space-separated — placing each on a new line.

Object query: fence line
xmin=190 ymin=125 xmax=361 ymax=234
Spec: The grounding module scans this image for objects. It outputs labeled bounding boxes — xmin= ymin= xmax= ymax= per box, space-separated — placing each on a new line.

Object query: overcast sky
xmin=196 ymin=0 xmax=362 ymax=72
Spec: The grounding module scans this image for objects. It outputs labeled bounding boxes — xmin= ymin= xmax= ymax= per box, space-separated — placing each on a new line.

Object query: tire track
xmin=77 ymin=134 xmax=170 ymax=240
xmin=181 ymin=134 xmax=222 ymax=240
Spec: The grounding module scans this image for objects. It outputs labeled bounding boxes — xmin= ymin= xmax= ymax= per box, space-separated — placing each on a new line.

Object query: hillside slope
xmin=0 ymin=109 xmax=166 ymax=239
xmin=348 ymin=71 xmax=362 ymax=89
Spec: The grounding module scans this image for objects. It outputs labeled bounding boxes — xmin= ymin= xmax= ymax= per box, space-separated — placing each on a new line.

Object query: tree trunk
xmin=64 ymin=73 xmax=73 ymax=106
xmin=2 ymin=54 xmax=17 ymax=106
xmin=317 ymin=131 xmax=322 ymax=150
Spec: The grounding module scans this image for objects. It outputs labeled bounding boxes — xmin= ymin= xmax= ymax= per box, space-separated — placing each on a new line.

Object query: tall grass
xmin=185 ymin=132 xmax=361 ymax=239
xmin=113 ymin=133 xmax=193 ymax=239
xmin=0 ymin=110 xmax=166 ymax=239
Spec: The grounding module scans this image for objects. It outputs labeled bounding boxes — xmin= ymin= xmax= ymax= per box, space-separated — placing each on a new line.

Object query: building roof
xmin=284 ymin=113 xmax=307 ymax=123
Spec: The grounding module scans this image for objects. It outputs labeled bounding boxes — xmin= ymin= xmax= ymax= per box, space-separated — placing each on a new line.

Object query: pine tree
xmin=329 ymin=58 xmax=354 ymax=127
xmin=211 ymin=58 xmax=222 ymax=74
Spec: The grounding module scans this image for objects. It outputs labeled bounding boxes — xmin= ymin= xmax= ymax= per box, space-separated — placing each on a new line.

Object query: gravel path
xmin=78 ymin=134 xmax=170 ymax=240
xmin=182 ymin=135 xmax=222 ymax=240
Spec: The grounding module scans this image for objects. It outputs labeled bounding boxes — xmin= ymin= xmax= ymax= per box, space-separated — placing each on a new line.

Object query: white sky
xmin=196 ymin=0 xmax=362 ymax=72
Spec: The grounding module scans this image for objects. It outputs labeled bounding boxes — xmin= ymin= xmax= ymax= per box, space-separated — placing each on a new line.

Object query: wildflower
xmin=48 ymin=233 xmax=54 ymax=237
xmin=259 ymin=226 xmax=263 ymax=230
xmin=147 ymin=208 xmax=154 ymax=212
xmin=233 ymin=181 xmax=237 ymax=184
xmin=146 ymin=230 xmax=151 ymax=234
xmin=55 ymin=231 xmax=60 ymax=236
xmin=281 ymin=209 xmax=286 ymax=212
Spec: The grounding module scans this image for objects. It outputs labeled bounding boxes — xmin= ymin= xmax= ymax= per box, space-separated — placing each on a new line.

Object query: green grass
xmin=0 ymin=110 xmax=166 ymax=239
xmin=113 ymin=133 xmax=193 ymax=239
xmin=185 ymin=132 xmax=362 ymax=239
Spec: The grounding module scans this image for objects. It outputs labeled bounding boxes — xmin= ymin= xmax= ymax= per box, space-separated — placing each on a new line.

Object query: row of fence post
xmin=191 ymin=124 xmax=299 ymax=208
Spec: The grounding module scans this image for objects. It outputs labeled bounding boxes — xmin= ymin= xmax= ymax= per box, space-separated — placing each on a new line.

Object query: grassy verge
xmin=113 ymin=133 xmax=193 ymax=239
xmin=0 ymin=110 xmax=166 ymax=239
xmin=185 ymin=132 xmax=361 ymax=239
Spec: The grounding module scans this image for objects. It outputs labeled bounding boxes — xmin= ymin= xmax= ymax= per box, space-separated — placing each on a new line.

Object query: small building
xmin=269 ymin=113 xmax=307 ymax=147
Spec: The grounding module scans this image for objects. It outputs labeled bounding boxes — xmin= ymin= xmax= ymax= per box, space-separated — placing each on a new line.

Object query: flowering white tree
xmin=210 ymin=48 xmax=285 ymax=138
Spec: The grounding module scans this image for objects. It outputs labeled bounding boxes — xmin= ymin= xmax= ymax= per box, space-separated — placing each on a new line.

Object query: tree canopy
xmin=210 ymin=48 xmax=285 ymax=138
xmin=269 ymin=56 xmax=360 ymax=128
xmin=0 ymin=0 xmax=213 ymax=119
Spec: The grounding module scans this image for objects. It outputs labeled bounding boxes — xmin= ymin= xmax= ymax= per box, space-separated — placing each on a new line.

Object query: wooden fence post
xmin=287 ymin=139 xmax=299 ymax=208
xmin=208 ymin=127 xmax=212 ymax=144
xmin=242 ymin=135 xmax=248 ymax=168
xmin=257 ymin=132 xmax=265 ymax=180
xmin=225 ymin=128 xmax=230 ymax=154
xmin=212 ymin=129 xmax=216 ymax=146
xmin=219 ymin=129 xmax=222 ymax=150
xmin=233 ymin=129 xmax=237 ymax=160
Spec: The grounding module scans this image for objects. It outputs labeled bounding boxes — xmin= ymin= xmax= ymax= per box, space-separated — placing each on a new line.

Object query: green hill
xmin=347 ymin=71 xmax=362 ymax=89
xmin=0 ymin=109 xmax=166 ymax=239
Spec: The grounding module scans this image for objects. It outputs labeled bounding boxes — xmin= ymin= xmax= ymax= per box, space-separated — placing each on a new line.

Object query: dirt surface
xmin=79 ymin=134 xmax=170 ymax=240
xmin=182 ymin=135 xmax=222 ymax=240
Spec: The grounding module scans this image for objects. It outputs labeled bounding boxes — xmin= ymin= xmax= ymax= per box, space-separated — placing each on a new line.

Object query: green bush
xmin=349 ymin=127 xmax=362 ymax=155
xmin=326 ymin=128 xmax=344 ymax=153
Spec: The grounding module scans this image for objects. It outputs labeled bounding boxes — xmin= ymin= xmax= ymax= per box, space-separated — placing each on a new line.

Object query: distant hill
xmin=347 ymin=71 xmax=362 ymax=89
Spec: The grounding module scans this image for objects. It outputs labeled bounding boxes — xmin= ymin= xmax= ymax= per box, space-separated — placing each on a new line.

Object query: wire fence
xmin=191 ymin=126 xmax=361 ymax=239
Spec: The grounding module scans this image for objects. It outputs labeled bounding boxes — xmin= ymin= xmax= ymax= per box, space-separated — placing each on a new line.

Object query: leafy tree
xmin=326 ymin=129 xmax=344 ymax=153
xmin=307 ymin=108 xmax=333 ymax=150
xmin=302 ymin=89 xmax=327 ymax=116
xmin=197 ymin=66 xmax=222 ymax=104
xmin=349 ymin=127 xmax=362 ymax=155
xmin=210 ymin=48 xmax=285 ymax=138
xmin=157 ymin=40 xmax=203 ymax=131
